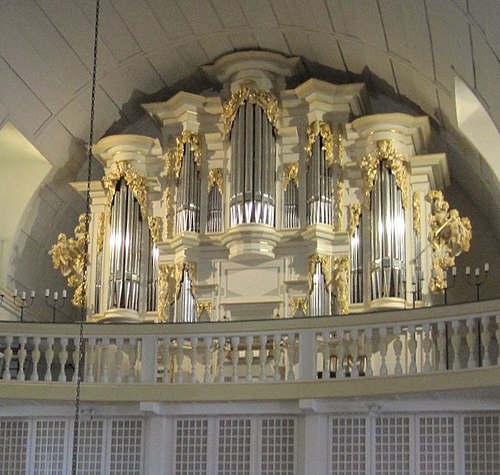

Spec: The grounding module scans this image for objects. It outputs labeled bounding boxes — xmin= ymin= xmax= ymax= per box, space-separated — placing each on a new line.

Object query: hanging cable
xmin=71 ymin=0 xmax=100 ymax=473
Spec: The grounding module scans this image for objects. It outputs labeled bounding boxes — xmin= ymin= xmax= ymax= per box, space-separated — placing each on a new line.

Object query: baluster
xmin=466 ymin=318 xmax=477 ymax=369
xmin=231 ymin=336 xmax=240 ymax=383
xmin=407 ymin=325 xmax=417 ymax=375
xmin=190 ymin=337 xmax=199 ymax=383
xmin=350 ymin=330 xmax=359 ymax=378
xmin=481 ymin=316 xmax=491 ymax=367
xmin=58 ymin=338 xmax=68 ymax=382
xmin=162 ymin=338 xmax=171 ymax=383
xmin=258 ymin=336 xmax=267 ymax=382
xmin=86 ymin=337 xmax=96 ymax=383
xmin=2 ymin=336 xmax=13 ymax=380
xmin=336 ymin=331 xmax=345 ymax=378
xmin=287 ymin=333 xmax=296 ymax=381
xmin=451 ymin=320 xmax=461 ymax=370
xmin=437 ymin=322 xmax=447 ymax=371
xmin=128 ymin=338 xmax=138 ymax=382
xmin=99 ymin=338 xmax=110 ymax=383
xmin=72 ymin=338 xmax=79 ymax=383
xmin=393 ymin=327 xmax=403 ymax=376
xmin=17 ymin=336 xmax=27 ymax=381
xmin=31 ymin=336 xmax=41 ymax=381
xmin=273 ymin=334 xmax=281 ymax=381
xmin=175 ymin=338 xmax=185 ymax=383
xmin=422 ymin=324 xmax=432 ymax=373
xmin=378 ymin=328 xmax=388 ymax=376
xmin=217 ymin=336 xmax=226 ymax=383
xmin=203 ymin=336 xmax=212 ymax=383
xmin=321 ymin=331 xmax=331 ymax=379
xmin=245 ymin=335 xmax=254 ymax=383
xmin=364 ymin=328 xmax=373 ymax=377
xmin=115 ymin=338 xmax=124 ymax=383
xmin=44 ymin=337 xmax=54 ymax=382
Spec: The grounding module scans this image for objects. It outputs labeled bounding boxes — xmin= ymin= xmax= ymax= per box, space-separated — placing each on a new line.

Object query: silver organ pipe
xmin=175 ymin=142 xmax=201 ymax=233
xmin=414 ymin=231 xmax=422 ymax=300
xmin=175 ymin=267 xmax=196 ymax=323
xmin=309 ymin=263 xmax=329 ymax=316
xmin=146 ymin=239 xmax=158 ymax=312
xmin=108 ymin=179 xmax=143 ymax=311
xmin=206 ymin=186 xmax=223 ymax=233
xmin=230 ymin=103 xmax=276 ymax=226
xmin=350 ymin=221 xmax=363 ymax=304
xmin=370 ymin=163 xmax=406 ymax=299
xmin=283 ymin=181 xmax=299 ymax=228
xmin=306 ymin=137 xmax=333 ymax=225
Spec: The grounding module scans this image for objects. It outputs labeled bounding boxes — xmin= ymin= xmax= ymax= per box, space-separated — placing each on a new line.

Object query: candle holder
xmin=13 ymin=289 xmax=36 ymax=322
xmin=45 ymin=289 xmax=67 ymax=323
xmin=443 ymin=266 xmax=457 ymax=305
xmin=403 ymin=275 xmax=424 ymax=309
xmin=465 ymin=263 xmax=489 ymax=302
xmin=0 ymin=293 xmax=4 ymax=305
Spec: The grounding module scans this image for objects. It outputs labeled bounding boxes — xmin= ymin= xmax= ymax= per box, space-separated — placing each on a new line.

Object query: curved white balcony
xmin=1 ymin=300 xmax=499 ymax=403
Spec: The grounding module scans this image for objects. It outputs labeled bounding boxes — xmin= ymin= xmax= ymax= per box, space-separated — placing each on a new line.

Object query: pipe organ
xmin=52 ymin=51 xmax=471 ymax=323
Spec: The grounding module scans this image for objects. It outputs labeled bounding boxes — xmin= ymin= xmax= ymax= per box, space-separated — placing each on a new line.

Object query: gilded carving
xmin=163 ymin=187 xmax=174 ymax=239
xmin=361 ymin=140 xmax=409 ymax=210
xmin=283 ymin=162 xmax=299 ymax=189
xmin=291 ymin=297 xmax=308 ymax=315
xmin=147 ymin=216 xmax=162 ymax=244
xmin=335 ymin=179 xmax=345 ymax=231
xmin=167 ymin=130 xmax=202 ymax=179
xmin=308 ymin=254 xmax=331 ymax=292
xmin=332 ymin=256 xmax=350 ymax=315
xmin=49 ymin=214 xmax=88 ymax=308
xmin=348 ymin=203 xmax=362 ymax=236
xmin=196 ymin=301 xmax=212 ymax=316
xmin=157 ymin=264 xmax=175 ymax=322
xmin=427 ymin=190 xmax=472 ymax=293
xmin=208 ymin=168 xmax=224 ymax=192
xmin=174 ymin=261 xmax=197 ymax=299
xmin=412 ymin=191 xmax=421 ymax=236
xmin=96 ymin=212 xmax=106 ymax=256
xmin=102 ymin=161 xmax=149 ymax=218
xmin=305 ymin=121 xmax=334 ymax=167
xmin=222 ymin=81 xmax=279 ymax=136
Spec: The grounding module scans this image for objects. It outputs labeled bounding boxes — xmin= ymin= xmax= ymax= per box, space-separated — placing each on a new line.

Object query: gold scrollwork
xmin=147 ymin=216 xmax=162 ymax=244
xmin=308 ymin=254 xmax=331 ymax=292
xmin=167 ymin=130 xmax=202 ymax=179
xmin=208 ymin=168 xmax=223 ymax=192
xmin=157 ymin=264 xmax=175 ymax=322
xmin=291 ymin=297 xmax=308 ymax=315
xmin=96 ymin=212 xmax=106 ymax=256
xmin=163 ymin=187 xmax=174 ymax=239
xmin=102 ymin=161 xmax=149 ymax=218
xmin=222 ymin=81 xmax=279 ymax=136
xmin=335 ymin=179 xmax=345 ymax=231
xmin=348 ymin=203 xmax=362 ymax=236
xmin=413 ymin=191 xmax=421 ymax=236
xmin=361 ymin=140 xmax=409 ymax=210
xmin=305 ymin=121 xmax=334 ymax=167
xmin=427 ymin=190 xmax=472 ymax=293
xmin=196 ymin=301 xmax=212 ymax=316
xmin=49 ymin=214 xmax=88 ymax=308
xmin=174 ymin=261 xmax=197 ymax=299
xmin=283 ymin=162 xmax=299 ymax=189
xmin=332 ymin=256 xmax=350 ymax=315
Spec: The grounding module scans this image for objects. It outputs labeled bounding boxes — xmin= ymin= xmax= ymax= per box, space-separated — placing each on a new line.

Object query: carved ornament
xmin=412 ymin=191 xmax=421 ymax=236
xmin=348 ymin=203 xmax=362 ymax=236
xmin=196 ymin=301 xmax=212 ymax=316
xmin=308 ymin=254 xmax=331 ymax=292
xmin=208 ymin=168 xmax=224 ymax=192
xmin=305 ymin=121 xmax=334 ymax=167
xmin=335 ymin=179 xmax=345 ymax=231
xmin=96 ymin=212 xmax=106 ymax=256
xmin=427 ymin=190 xmax=472 ymax=293
xmin=222 ymin=81 xmax=279 ymax=136
xmin=332 ymin=256 xmax=350 ymax=315
xmin=361 ymin=140 xmax=409 ymax=210
xmin=283 ymin=162 xmax=299 ymax=189
xmin=157 ymin=264 xmax=175 ymax=322
xmin=167 ymin=130 xmax=202 ymax=179
xmin=49 ymin=214 xmax=88 ymax=308
xmin=163 ymin=187 xmax=174 ymax=239
xmin=174 ymin=261 xmax=197 ymax=300
xmin=291 ymin=297 xmax=308 ymax=315
xmin=147 ymin=216 xmax=162 ymax=244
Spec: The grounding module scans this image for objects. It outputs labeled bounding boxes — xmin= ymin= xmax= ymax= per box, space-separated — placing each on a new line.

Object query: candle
xmin=30 ymin=290 xmax=35 ymax=298
xmin=54 ymin=292 xmax=58 ymax=301
xmin=45 ymin=289 xmax=50 ymax=297
xmin=444 ymin=270 xmax=448 ymax=281
xmin=475 ymin=268 xmax=480 ymax=277
xmin=62 ymin=290 xmax=67 ymax=299
xmin=21 ymin=291 xmax=26 ymax=300
xmin=466 ymin=266 xmax=471 ymax=275
xmin=452 ymin=266 xmax=457 ymax=276
xmin=485 ymin=263 xmax=489 ymax=272
xmin=14 ymin=289 xmax=18 ymax=297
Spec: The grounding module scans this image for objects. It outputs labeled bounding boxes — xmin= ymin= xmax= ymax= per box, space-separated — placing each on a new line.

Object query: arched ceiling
xmin=0 ymin=0 xmax=499 ymax=305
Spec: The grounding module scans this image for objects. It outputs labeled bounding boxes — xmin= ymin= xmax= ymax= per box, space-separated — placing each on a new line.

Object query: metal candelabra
xmin=45 ymin=289 xmax=67 ymax=323
xmin=466 ymin=263 xmax=489 ymax=301
xmin=443 ymin=266 xmax=457 ymax=305
xmin=13 ymin=289 xmax=36 ymax=322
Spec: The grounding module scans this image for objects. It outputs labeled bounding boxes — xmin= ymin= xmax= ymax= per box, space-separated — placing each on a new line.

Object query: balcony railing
xmin=1 ymin=300 xmax=500 ymax=401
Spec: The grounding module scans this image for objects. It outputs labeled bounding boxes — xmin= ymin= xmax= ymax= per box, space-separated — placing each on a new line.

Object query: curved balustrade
xmin=0 ymin=300 xmax=499 ymax=400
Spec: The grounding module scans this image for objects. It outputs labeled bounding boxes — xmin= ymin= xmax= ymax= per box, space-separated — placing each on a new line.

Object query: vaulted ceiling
xmin=0 ymin=0 xmax=499 ymax=304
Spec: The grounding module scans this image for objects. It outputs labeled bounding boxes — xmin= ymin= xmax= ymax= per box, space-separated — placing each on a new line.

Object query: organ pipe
xmin=206 ymin=186 xmax=223 ymax=233
xmin=283 ymin=180 xmax=299 ymax=228
xmin=350 ymin=221 xmax=363 ymax=304
xmin=230 ymin=103 xmax=276 ymax=226
xmin=175 ymin=267 xmax=196 ymax=322
xmin=309 ymin=262 xmax=329 ymax=316
xmin=370 ymin=163 xmax=406 ymax=299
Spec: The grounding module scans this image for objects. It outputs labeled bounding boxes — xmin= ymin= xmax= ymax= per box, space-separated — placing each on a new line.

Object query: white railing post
xmin=481 ymin=316 xmax=491 ymax=367
xmin=299 ymin=329 xmax=317 ymax=381
xmin=141 ymin=336 xmax=157 ymax=384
